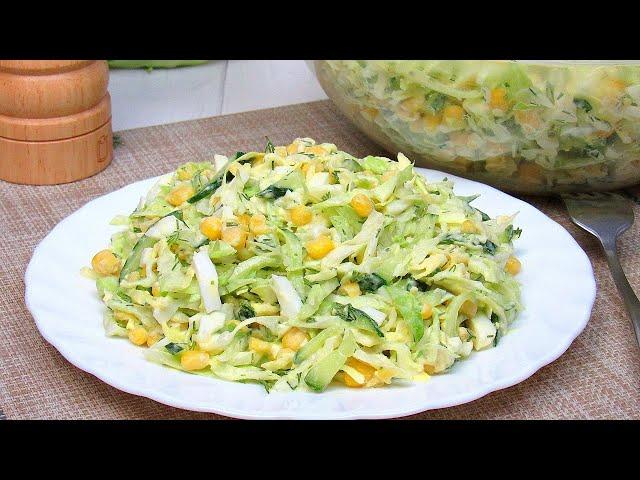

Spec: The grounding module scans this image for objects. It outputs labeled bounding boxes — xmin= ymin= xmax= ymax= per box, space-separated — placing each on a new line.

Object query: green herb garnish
xmin=333 ymin=303 xmax=384 ymax=337
xmin=573 ymin=98 xmax=592 ymax=112
xmin=482 ymin=240 xmax=497 ymax=255
xmin=238 ymin=303 xmax=256 ymax=321
xmin=265 ymin=137 xmax=275 ymax=154
xmin=352 ymin=272 xmax=387 ymax=293
xmin=165 ymin=343 xmax=184 ymax=355
xmin=257 ymin=185 xmax=292 ymax=199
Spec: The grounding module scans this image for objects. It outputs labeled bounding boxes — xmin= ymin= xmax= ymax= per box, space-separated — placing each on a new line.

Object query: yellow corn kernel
xmin=128 ymin=327 xmax=148 ymax=346
xmin=305 ymin=145 xmax=327 ymax=156
xmin=146 ymin=331 xmax=162 ymax=347
xmin=594 ymin=128 xmax=614 ymax=139
xmin=459 ymin=77 xmax=479 ymax=90
xmin=375 ymin=367 xmax=395 ymax=384
xmin=350 ymin=193 xmax=374 ymax=217
xmin=518 ymin=162 xmax=544 ymax=184
xmin=114 ymin=310 xmax=137 ymax=324
xmin=249 ymin=336 xmax=279 ymax=359
xmin=275 ymin=146 xmax=287 ymax=157
xmin=151 ymin=283 xmax=161 ymax=297
xmin=460 ymin=300 xmax=478 ymax=318
xmin=301 ymin=163 xmax=311 ymax=175
xmin=344 ymin=374 xmax=362 ymax=388
xmin=605 ymin=78 xmax=626 ymax=96
xmin=443 ymin=104 xmax=465 ymax=123
xmin=221 ymin=226 xmax=247 ymax=249
xmin=338 ymin=281 xmax=361 ymax=298
xmin=489 ymin=87 xmax=509 ymax=111
xmin=305 ymin=235 xmax=335 ymax=259
xmin=422 ymin=112 xmax=442 ymax=130
xmin=453 ymin=157 xmax=473 ymax=172
xmin=421 ymin=302 xmax=433 ymax=320
xmin=344 ymin=357 xmax=377 ymax=387
xmin=228 ymin=162 xmax=240 ymax=176
xmin=314 ymin=161 xmax=326 ymax=173
xmin=424 ymin=363 xmax=436 ymax=375
xmin=290 ymin=205 xmax=313 ymax=226
xmin=286 ymin=142 xmax=300 ymax=155
xmin=281 ymin=327 xmax=309 ymax=351
xmin=461 ymin=220 xmax=477 ymax=234
xmin=236 ymin=214 xmax=251 ymax=230
xmin=166 ymin=184 xmax=195 ymax=206
xmin=249 ymin=214 xmax=269 ymax=235
xmin=176 ymin=164 xmax=197 ymax=180
xmin=200 ymin=216 xmax=223 ymax=240
xmin=91 ymin=249 xmax=120 ymax=276
xmin=180 ymin=350 xmax=210 ymax=371
xmin=399 ymin=96 xmax=423 ymax=114
xmin=249 ymin=336 xmax=270 ymax=354
xmin=485 ymin=156 xmax=510 ymax=172
xmin=361 ymin=107 xmax=379 ymax=121
xmin=504 ymin=256 xmax=521 ymax=275
xmin=252 ymin=153 xmax=266 ymax=163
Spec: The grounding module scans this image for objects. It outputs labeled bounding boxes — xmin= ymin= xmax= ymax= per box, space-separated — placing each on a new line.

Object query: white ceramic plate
xmin=25 ymin=168 xmax=596 ymax=419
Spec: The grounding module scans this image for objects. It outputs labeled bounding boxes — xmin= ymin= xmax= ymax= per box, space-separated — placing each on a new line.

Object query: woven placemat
xmin=1 ymin=100 xmax=638 ymax=419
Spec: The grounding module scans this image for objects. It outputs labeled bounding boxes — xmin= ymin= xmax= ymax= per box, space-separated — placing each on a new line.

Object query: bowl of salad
xmin=312 ymin=60 xmax=640 ymax=194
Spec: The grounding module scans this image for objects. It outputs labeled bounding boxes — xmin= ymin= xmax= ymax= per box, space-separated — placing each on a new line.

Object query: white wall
xmin=108 ymin=60 xmax=328 ymax=132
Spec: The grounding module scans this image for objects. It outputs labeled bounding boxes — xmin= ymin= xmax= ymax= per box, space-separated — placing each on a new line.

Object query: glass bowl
xmin=312 ymin=60 xmax=640 ymax=194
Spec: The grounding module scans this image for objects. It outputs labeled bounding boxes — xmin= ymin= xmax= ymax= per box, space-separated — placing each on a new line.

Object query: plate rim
xmin=24 ymin=168 xmax=596 ymax=419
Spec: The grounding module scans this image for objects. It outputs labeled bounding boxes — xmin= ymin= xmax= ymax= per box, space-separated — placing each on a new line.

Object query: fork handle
xmin=601 ymin=238 xmax=640 ymax=347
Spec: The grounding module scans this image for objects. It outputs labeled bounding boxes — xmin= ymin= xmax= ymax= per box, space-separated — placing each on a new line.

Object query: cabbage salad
xmin=318 ymin=60 xmax=640 ymax=190
xmin=86 ymin=138 xmax=523 ymax=392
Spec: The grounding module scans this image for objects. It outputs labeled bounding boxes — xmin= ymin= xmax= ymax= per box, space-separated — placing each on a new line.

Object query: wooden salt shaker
xmin=0 ymin=60 xmax=113 ymax=185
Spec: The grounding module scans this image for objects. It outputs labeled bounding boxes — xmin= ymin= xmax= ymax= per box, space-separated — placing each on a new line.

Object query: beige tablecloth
xmin=1 ymin=100 xmax=638 ymax=419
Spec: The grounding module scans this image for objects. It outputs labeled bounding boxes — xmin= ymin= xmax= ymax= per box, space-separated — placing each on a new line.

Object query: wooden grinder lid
xmin=0 ymin=60 xmax=113 ymax=185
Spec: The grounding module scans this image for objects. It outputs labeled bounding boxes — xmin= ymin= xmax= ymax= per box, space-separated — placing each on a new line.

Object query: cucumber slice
xmin=187 ymin=151 xmax=248 ymax=204
xmin=304 ymin=351 xmax=345 ymax=392
xmin=119 ymin=235 xmax=157 ymax=282
xmin=293 ymin=326 xmax=342 ymax=365
xmin=120 ymin=207 xmax=191 ymax=282
xmin=304 ymin=330 xmax=356 ymax=392
xmin=188 ymin=176 xmax=224 ymax=204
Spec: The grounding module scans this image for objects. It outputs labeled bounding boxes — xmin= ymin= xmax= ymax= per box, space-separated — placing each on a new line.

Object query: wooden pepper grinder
xmin=0 ymin=60 xmax=113 ymax=185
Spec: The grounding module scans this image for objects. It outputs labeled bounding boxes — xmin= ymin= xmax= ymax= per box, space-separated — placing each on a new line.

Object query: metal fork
xmin=562 ymin=192 xmax=640 ymax=346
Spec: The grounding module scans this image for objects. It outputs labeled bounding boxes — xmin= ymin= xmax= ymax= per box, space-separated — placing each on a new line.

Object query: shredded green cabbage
xmin=86 ymin=138 xmax=523 ymax=392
